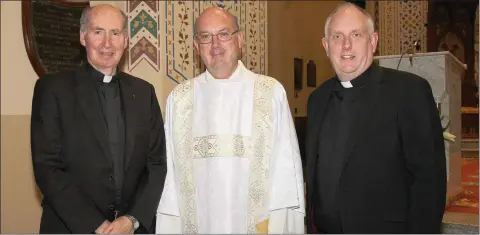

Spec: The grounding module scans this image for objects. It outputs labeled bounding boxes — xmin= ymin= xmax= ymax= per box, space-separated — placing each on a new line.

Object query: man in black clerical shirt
xmin=30 ymin=4 xmax=167 ymax=234
xmin=305 ymin=2 xmax=446 ymax=234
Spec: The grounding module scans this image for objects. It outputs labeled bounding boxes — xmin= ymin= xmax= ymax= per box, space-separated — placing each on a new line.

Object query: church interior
xmin=1 ymin=0 xmax=478 ymax=233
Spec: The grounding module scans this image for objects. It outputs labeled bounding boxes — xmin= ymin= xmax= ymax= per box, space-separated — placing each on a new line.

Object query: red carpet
xmin=445 ymin=158 xmax=479 ymax=214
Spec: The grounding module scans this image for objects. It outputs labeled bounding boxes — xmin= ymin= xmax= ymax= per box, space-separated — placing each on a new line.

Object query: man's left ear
xmin=371 ymin=32 xmax=379 ymax=53
xmin=236 ymin=31 xmax=244 ymax=49
xmin=123 ymin=35 xmax=129 ymax=50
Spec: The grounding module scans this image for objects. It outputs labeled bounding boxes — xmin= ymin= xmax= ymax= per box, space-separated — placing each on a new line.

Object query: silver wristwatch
xmin=124 ymin=214 xmax=140 ymax=231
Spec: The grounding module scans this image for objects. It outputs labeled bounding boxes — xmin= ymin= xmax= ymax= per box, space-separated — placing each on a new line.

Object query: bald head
xmin=194 ymin=7 xmax=239 ymax=34
xmin=193 ymin=7 xmax=244 ymax=80
xmin=80 ymin=4 xmax=128 ymax=33
xmin=324 ymin=2 xmax=374 ymax=38
xmin=321 ymin=2 xmax=378 ymax=82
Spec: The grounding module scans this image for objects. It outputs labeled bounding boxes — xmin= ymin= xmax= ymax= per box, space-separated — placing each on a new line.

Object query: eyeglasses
xmin=195 ymin=30 xmax=239 ymax=44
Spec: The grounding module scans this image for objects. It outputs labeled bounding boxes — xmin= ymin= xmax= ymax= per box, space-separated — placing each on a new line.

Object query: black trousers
xmin=314 ymin=214 xmax=344 ymax=234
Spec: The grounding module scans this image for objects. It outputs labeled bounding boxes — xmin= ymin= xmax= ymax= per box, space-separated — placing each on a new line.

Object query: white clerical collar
xmin=88 ymin=62 xmax=115 ymax=83
xmin=340 ymin=81 xmax=353 ymax=88
xmin=103 ymin=75 xmax=113 ymax=83
xmin=205 ymin=60 xmax=244 ymax=83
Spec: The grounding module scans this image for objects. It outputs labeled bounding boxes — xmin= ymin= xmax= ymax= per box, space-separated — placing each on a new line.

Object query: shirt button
xmin=109 ymin=204 xmax=115 ymax=210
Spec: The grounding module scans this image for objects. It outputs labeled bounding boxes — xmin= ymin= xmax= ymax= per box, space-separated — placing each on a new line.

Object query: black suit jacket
xmin=30 ymin=64 xmax=167 ymax=233
xmin=305 ymin=64 xmax=446 ymax=233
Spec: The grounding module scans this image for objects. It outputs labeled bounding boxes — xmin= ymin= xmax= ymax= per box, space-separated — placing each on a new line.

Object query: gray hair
xmin=193 ymin=9 xmax=240 ymax=34
xmin=324 ymin=2 xmax=375 ymax=38
xmin=79 ymin=6 xmax=128 ymax=33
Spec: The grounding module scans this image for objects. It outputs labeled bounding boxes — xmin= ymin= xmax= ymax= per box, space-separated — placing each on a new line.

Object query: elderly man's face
xmin=322 ymin=6 xmax=378 ymax=81
xmin=80 ymin=6 xmax=127 ymax=75
xmin=194 ymin=10 xmax=243 ymax=77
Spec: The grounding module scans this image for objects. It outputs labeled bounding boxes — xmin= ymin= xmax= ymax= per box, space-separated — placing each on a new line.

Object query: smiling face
xmin=80 ymin=5 xmax=127 ymax=75
xmin=194 ymin=7 xmax=244 ymax=79
xmin=322 ymin=5 xmax=378 ymax=81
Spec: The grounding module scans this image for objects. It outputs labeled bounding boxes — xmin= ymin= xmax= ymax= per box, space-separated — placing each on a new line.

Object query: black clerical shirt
xmin=314 ymin=65 xmax=373 ymax=233
xmin=87 ymin=64 xmax=126 ymax=205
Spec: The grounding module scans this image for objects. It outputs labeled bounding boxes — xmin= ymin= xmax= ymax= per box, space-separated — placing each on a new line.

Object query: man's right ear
xmin=80 ymin=31 xmax=86 ymax=47
xmin=193 ymin=39 xmax=199 ymax=52
xmin=321 ymin=37 xmax=329 ymax=57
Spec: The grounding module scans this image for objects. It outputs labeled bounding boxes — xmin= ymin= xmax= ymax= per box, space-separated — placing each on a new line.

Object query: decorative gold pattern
xmin=192 ymin=135 xmax=251 ymax=158
xmin=259 ymin=1 xmax=267 ymax=74
xmin=233 ymin=135 xmax=247 ymax=156
xmin=171 ymin=75 xmax=276 ymax=233
xmin=246 ymin=1 xmax=258 ymax=71
xmin=377 ymin=1 xmax=427 ymax=56
xmin=247 ymin=76 xmax=275 ymax=234
xmin=193 ymin=135 xmax=219 ymax=157
xmin=398 ymin=1 xmax=427 ymax=53
xmin=171 ymin=79 xmax=196 ymax=233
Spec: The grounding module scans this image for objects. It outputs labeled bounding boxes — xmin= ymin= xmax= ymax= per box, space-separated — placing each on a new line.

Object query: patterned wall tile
xmin=377 ymin=0 xmax=428 ymax=56
xmin=165 ymin=0 xmax=194 ymax=83
xmin=244 ymin=1 xmax=264 ymax=74
xmin=365 ymin=1 xmax=379 ymax=55
xmin=128 ymin=0 xmax=160 ymax=71
xmin=258 ymin=1 xmax=267 ymax=74
xmin=378 ymin=1 xmax=401 ymax=55
xmin=398 ymin=1 xmax=427 ymax=53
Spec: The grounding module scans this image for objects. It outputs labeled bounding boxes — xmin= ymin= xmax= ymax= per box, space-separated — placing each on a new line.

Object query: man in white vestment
xmin=156 ymin=7 xmax=305 ymax=234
